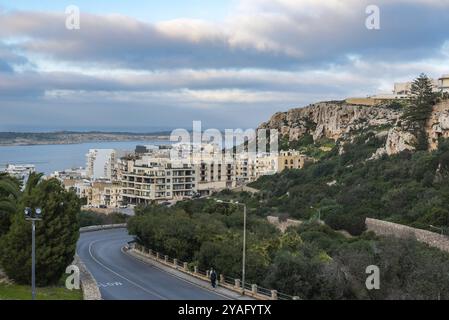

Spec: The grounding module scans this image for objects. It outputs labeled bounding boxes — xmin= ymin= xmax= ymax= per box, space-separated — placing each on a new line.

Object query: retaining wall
xmin=366 ymin=218 xmax=449 ymax=253
xmin=79 ymin=224 xmax=127 ymax=233
xmin=73 ymin=254 xmax=102 ymax=300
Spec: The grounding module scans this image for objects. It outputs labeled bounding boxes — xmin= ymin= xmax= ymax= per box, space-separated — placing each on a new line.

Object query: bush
xmin=79 ymin=211 xmax=129 ymax=227
xmin=324 ymin=213 xmax=366 ymax=236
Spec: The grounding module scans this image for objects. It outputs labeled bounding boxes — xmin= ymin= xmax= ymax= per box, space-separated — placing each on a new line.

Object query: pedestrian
xmin=210 ymin=268 xmax=217 ymax=289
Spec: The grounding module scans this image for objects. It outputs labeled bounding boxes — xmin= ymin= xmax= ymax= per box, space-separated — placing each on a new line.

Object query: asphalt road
xmin=77 ymin=228 xmax=228 ymax=300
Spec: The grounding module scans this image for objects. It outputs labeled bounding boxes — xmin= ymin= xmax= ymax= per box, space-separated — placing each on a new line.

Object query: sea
xmin=0 ymin=140 xmax=170 ymax=175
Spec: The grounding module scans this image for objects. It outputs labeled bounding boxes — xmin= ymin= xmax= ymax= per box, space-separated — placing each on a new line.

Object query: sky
xmin=0 ymin=0 xmax=448 ymax=132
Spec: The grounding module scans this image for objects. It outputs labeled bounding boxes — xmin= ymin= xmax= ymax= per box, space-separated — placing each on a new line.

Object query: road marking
xmin=122 ymin=247 xmax=233 ymax=300
xmin=98 ymin=281 xmax=123 ymax=288
xmin=88 ymin=240 xmax=169 ymax=300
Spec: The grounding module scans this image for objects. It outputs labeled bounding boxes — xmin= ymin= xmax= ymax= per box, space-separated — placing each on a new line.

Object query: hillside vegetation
xmin=128 ymin=196 xmax=449 ymax=299
xmin=128 ymin=75 xmax=449 ymax=299
xmin=251 ymin=134 xmax=449 ymax=236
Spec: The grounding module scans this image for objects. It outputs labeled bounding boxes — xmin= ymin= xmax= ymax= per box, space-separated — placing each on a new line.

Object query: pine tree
xmin=0 ymin=173 xmax=21 ymax=237
xmin=402 ymin=74 xmax=438 ymax=150
xmin=0 ymin=175 xmax=80 ymax=286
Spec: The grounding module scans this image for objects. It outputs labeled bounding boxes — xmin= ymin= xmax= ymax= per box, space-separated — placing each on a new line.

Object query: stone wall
xmin=73 ymin=254 xmax=102 ymax=300
xmin=366 ymin=218 xmax=449 ymax=253
xmin=267 ymin=216 xmax=302 ymax=233
xmin=231 ymin=185 xmax=259 ymax=194
xmin=79 ymin=223 xmax=127 ymax=233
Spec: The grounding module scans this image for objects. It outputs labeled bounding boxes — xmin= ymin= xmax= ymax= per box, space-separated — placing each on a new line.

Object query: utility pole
xmin=24 ymin=207 xmax=42 ymax=300
xmin=242 ymin=204 xmax=246 ymax=295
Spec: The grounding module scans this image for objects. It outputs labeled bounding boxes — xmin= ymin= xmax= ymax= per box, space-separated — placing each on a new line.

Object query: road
xmin=77 ymin=228 xmax=228 ymax=300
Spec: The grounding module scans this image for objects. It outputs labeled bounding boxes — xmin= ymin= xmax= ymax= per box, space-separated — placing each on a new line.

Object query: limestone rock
xmin=426 ymin=100 xmax=449 ymax=150
xmin=385 ymin=128 xmax=416 ymax=155
xmin=259 ymin=101 xmax=401 ymax=143
xmin=260 ymin=100 xmax=449 ymax=158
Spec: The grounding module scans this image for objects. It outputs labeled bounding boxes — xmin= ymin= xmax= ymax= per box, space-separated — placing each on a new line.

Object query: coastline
xmin=0 ymin=133 xmax=171 ymax=147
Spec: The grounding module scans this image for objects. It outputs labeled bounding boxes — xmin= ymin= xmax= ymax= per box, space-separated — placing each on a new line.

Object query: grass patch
xmin=0 ymin=283 xmax=83 ymax=300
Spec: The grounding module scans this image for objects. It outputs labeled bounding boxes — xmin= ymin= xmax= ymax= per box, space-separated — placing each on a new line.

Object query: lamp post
xmin=24 ymin=207 xmax=42 ymax=300
xmin=310 ymin=206 xmax=321 ymax=221
xmin=216 ymin=199 xmax=247 ymax=295
xmin=429 ymin=225 xmax=444 ymax=236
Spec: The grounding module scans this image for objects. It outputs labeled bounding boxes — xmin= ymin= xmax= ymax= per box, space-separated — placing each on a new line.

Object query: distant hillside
xmin=259 ymin=99 xmax=449 ymax=158
xmin=0 ymin=131 xmax=171 ymax=146
xmin=252 ymin=98 xmax=449 ymax=236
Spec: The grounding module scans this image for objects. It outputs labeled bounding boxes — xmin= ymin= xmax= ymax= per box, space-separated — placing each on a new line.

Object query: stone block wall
xmin=366 ymin=218 xmax=449 ymax=253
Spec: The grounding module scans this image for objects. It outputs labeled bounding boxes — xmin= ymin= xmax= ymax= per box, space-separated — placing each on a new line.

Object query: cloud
xmin=1 ymin=1 xmax=447 ymax=70
xmin=0 ymin=0 xmax=448 ymax=131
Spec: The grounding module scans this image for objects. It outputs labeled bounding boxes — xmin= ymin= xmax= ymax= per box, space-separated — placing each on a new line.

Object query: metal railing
xmin=130 ymin=243 xmax=300 ymax=300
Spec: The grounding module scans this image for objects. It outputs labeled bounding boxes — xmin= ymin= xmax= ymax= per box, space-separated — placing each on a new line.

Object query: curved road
xmin=77 ymin=228 xmax=228 ymax=300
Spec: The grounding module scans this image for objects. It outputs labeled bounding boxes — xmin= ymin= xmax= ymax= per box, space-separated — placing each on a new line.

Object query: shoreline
xmin=0 ymin=135 xmax=171 ymax=147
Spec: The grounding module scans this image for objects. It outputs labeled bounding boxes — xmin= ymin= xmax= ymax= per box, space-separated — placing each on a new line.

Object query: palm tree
xmin=23 ymin=172 xmax=44 ymax=196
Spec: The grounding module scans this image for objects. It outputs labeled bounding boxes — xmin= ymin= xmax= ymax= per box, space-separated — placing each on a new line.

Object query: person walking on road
xmin=210 ymin=268 xmax=217 ymax=289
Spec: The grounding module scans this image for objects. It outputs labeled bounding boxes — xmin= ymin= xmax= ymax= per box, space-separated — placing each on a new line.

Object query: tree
xmin=0 ymin=177 xmax=80 ymax=286
xmin=0 ymin=173 xmax=21 ymax=237
xmin=402 ymin=74 xmax=438 ymax=150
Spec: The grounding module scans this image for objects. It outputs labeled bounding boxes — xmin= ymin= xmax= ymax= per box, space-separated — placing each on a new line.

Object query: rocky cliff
xmin=259 ymin=100 xmax=449 ymax=157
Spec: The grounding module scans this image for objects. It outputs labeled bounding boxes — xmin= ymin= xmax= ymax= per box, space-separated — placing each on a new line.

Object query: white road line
xmin=122 ymin=247 xmax=232 ymax=300
xmin=88 ymin=240 xmax=169 ymax=300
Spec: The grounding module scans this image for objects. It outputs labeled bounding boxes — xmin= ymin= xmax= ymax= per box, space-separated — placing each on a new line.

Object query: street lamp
xmin=24 ymin=207 xmax=42 ymax=300
xmin=216 ymin=199 xmax=247 ymax=295
xmin=430 ymin=225 xmax=444 ymax=236
xmin=310 ymin=206 xmax=321 ymax=221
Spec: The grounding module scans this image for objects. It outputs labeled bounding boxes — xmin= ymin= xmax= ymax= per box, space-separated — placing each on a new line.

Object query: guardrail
xmin=79 ymin=224 xmax=127 ymax=233
xmin=129 ymin=243 xmax=299 ymax=300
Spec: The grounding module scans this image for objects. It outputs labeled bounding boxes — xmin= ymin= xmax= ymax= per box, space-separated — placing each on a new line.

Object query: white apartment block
xmin=86 ymin=149 xmax=120 ymax=180
xmin=120 ymin=156 xmax=197 ymax=204
xmin=4 ymin=164 xmax=35 ymax=180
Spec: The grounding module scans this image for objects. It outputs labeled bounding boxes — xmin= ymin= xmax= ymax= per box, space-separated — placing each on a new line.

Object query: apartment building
xmin=86 ymin=181 xmax=123 ymax=208
xmin=79 ymin=143 xmax=314 ymax=206
xmin=196 ymin=160 xmax=236 ymax=196
xmin=439 ymin=74 xmax=449 ymax=93
xmin=120 ymin=156 xmax=196 ymax=204
xmin=256 ymin=154 xmax=278 ymax=177
xmin=86 ymin=149 xmax=125 ymax=180
xmin=277 ymin=150 xmax=315 ymax=171
xmin=4 ymin=164 xmax=35 ymax=180
xmin=234 ymin=155 xmax=257 ymax=185
xmin=61 ymin=178 xmax=122 ymax=208
xmin=394 ymin=74 xmax=449 ymax=95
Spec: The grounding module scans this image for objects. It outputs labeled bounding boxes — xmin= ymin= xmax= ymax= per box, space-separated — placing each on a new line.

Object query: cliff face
xmin=259 ymin=100 xmax=449 ymax=157
xmin=426 ymin=101 xmax=449 ymax=150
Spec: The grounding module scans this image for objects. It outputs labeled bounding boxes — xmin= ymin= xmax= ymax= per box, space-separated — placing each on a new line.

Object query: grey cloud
xmin=0 ymin=11 xmax=299 ymax=70
xmin=0 ymin=1 xmax=447 ymax=71
xmin=0 ymin=1 xmax=449 ymax=131
xmin=0 ymin=43 xmax=29 ymax=73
